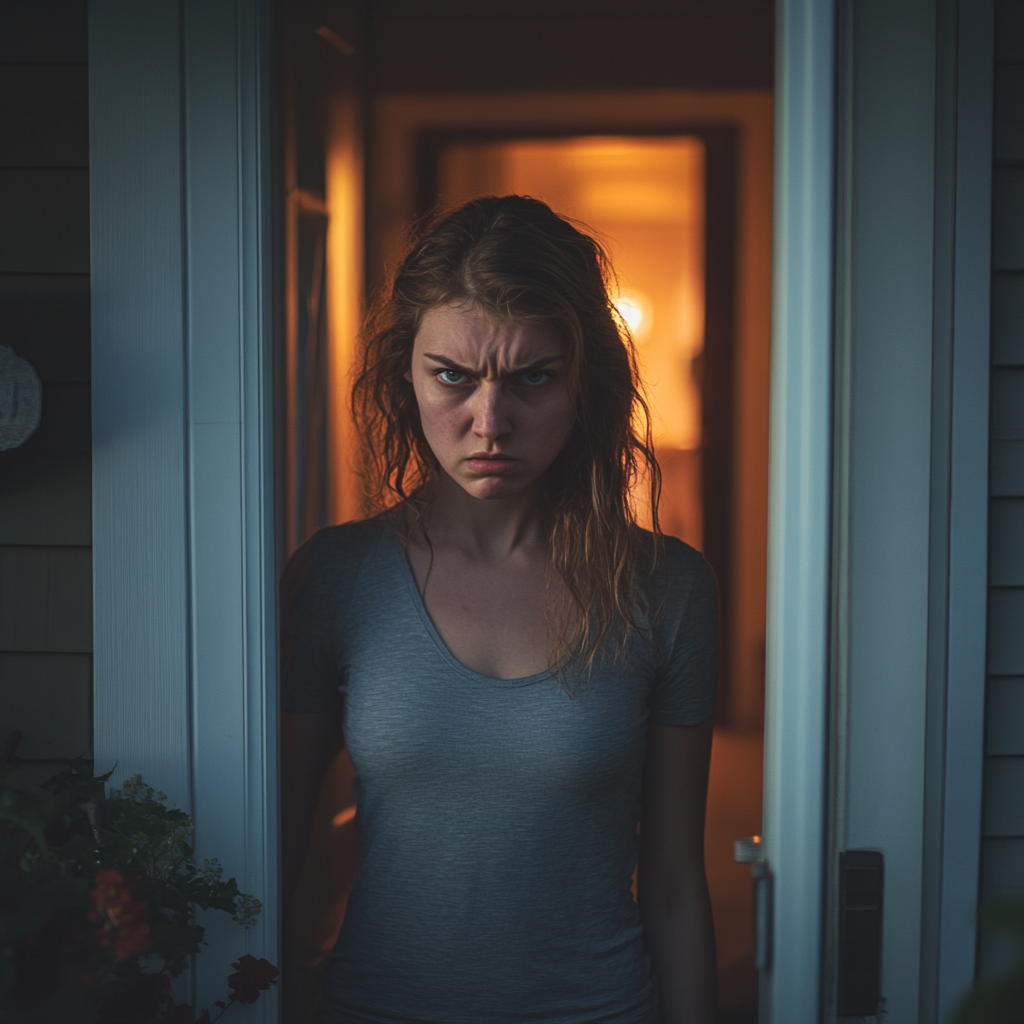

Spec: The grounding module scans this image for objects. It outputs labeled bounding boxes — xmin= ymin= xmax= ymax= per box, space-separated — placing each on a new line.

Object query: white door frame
xmin=90 ymin=2 xmax=278 ymax=1017
xmin=760 ymin=0 xmax=835 ymax=1020
xmin=764 ymin=1 xmax=993 ymax=1020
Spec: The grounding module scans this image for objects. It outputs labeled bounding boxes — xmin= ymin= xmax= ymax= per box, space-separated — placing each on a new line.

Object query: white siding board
xmin=90 ymin=0 xmax=191 ymax=810
xmin=992 ymin=273 xmax=1024 ymax=366
xmin=983 ymin=756 xmax=1024 ymax=835
xmin=985 ymin=677 xmax=1024 ymax=755
xmin=90 ymin=2 xmax=277 ymax=1009
xmin=0 ymin=651 xmax=91 ymax=757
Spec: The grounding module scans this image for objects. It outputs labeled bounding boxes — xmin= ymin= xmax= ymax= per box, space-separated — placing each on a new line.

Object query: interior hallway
xmin=706 ymin=728 xmax=763 ymax=1020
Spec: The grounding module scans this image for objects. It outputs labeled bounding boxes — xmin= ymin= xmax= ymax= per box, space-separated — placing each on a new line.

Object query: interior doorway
xmin=278 ymin=7 xmax=772 ymax=1020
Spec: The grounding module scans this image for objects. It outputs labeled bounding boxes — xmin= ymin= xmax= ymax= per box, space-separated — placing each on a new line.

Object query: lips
xmin=465 ymin=453 xmax=518 ymax=474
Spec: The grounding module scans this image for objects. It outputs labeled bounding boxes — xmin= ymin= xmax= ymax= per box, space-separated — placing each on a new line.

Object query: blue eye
xmin=437 ymin=369 xmax=466 ymax=384
xmin=521 ymin=370 xmax=549 ymax=385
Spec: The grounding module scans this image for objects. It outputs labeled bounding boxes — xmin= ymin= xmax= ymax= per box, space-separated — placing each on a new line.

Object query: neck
xmin=418 ymin=471 xmax=547 ymax=558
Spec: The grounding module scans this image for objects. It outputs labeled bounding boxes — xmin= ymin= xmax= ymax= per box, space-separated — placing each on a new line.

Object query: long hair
xmin=352 ymin=195 xmax=662 ymax=672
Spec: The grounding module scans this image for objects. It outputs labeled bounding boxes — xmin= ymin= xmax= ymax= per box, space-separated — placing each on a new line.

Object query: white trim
xmin=90 ymin=0 xmax=192 ymax=813
xmin=761 ymin=0 xmax=835 ymax=1019
xmin=90 ymin=2 xmax=278 ymax=1016
xmin=936 ymin=1 xmax=993 ymax=1016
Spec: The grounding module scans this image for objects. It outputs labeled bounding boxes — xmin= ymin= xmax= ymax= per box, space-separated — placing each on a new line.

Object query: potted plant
xmin=0 ymin=738 xmax=277 ymax=1023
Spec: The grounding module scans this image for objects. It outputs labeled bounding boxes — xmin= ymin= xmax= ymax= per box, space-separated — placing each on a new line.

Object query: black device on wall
xmin=838 ymin=849 xmax=884 ymax=1018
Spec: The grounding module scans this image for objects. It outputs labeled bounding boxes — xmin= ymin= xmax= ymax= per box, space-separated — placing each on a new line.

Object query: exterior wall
xmin=980 ymin=0 xmax=1024 ymax=977
xmin=0 ymin=0 xmax=92 ymax=783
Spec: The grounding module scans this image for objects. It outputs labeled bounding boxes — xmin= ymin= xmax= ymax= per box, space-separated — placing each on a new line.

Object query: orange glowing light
xmin=331 ymin=805 xmax=357 ymax=828
xmin=614 ymin=293 xmax=647 ymax=338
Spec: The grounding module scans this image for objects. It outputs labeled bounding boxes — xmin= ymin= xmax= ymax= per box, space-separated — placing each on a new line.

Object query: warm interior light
xmin=326 ymin=96 xmax=364 ymax=526
xmin=614 ymin=294 xmax=645 ymax=337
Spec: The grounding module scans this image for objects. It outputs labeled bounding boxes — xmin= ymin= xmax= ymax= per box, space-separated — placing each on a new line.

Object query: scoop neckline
xmin=382 ymin=523 xmax=554 ymax=687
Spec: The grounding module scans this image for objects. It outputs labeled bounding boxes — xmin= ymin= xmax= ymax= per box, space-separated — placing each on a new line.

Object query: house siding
xmin=979 ymin=0 xmax=1024 ymax=975
xmin=0 ymin=0 xmax=92 ymax=780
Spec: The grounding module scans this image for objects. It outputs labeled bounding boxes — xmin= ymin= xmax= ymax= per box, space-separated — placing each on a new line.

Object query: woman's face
xmin=409 ymin=301 xmax=576 ymax=503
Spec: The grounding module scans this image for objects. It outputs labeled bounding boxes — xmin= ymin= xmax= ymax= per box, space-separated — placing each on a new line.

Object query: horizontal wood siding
xmin=0 ymin=170 xmax=90 ymax=273
xmin=981 ymin=2 xmax=1024 ymax=976
xmin=0 ymin=547 xmax=92 ymax=652
xmin=0 ymin=0 xmax=92 ymax=777
xmin=0 ymin=652 xmax=92 ymax=758
xmin=0 ymin=65 xmax=89 ymax=166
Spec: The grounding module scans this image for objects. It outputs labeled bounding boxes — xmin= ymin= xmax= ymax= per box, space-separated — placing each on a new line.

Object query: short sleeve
xmin=647 ymin=538 xmax=720 ymax=725
xmin=279 ymin=523 xmax=373 ymax=713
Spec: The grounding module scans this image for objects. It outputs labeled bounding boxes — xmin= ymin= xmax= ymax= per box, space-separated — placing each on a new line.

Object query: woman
xmin=280 ymin=195 xmax=719 ymax=1024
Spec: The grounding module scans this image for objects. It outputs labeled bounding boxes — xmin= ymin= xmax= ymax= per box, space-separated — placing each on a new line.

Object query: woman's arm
xmin=281 ymin=708 xmax=340 ymax=907
xmin=281 ymin=708 xmax=343 ymax=1023
xmin=637 ymin=718 xmax=717 ymax=1024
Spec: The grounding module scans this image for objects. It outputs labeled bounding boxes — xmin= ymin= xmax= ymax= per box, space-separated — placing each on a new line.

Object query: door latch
xmin=735 ymin=835 xmax=773 ymax=971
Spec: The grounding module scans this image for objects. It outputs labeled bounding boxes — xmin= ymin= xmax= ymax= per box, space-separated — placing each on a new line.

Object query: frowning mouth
xmin=465 ymin=453 xmax=518 ymax=474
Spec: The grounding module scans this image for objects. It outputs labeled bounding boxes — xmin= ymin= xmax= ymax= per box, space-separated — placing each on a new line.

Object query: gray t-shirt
xmin=280 ymin=516 xmax=718 ymax=1024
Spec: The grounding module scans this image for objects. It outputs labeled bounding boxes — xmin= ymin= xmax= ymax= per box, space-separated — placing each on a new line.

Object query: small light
xmin=332 ymin=805 xmax=357 ymax=828
xmin=614 ymin=296 xmax=644 ymax=336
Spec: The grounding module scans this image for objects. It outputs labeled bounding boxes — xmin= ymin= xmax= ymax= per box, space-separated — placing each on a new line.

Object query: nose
xmin=471 ymin=382 xmax=511 ymax=442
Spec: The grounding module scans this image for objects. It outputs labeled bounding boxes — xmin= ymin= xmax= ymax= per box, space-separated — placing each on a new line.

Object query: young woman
xmin=280 ymin=195 xmax=719 ymax=1024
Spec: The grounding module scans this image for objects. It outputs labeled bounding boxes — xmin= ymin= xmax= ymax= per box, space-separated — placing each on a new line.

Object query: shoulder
xmin=280 ymin=516 xmax=388 ymax=602
xmin=634 ymin=530 xmax=719 ymax=656
xmin=636 ymin=529 xmax=717 ymax=607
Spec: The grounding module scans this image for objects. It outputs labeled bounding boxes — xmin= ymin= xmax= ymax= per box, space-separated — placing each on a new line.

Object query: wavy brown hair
xmin=352 ymin=195 xmax=662 ymax=672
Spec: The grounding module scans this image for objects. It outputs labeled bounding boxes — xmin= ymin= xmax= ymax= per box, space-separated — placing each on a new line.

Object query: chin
xmin=463 ymin=476 xmax=527 ymax=501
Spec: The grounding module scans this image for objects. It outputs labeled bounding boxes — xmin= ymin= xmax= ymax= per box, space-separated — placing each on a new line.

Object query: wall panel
xmin=0 ymin=652 xmax=92 ymax=758
xmin=0 ymin=275 xmax=91 ymax=380
xmin=980 ymin=4 xmax=1024 ymax=976
xmin=0 ymin=0 xmax=93 ymax=778
xmin=0 ymin=546 xmax=92 ymax=652
xmin=986 ymin=678 xmax=1024 ymax=755
xmin=0 ymin=65 xmax=89 ymax=167
xmin=0 ymin=169 xmax=90 ymax=274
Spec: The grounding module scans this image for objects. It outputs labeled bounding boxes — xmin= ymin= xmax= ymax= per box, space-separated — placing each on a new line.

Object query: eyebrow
xmin=421 ymin=352 xmax=565 ymax=375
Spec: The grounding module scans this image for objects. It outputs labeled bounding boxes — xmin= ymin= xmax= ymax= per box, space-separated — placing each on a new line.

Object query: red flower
xmin=88 ymin=868 xmax=152 ymax=960
xmin=226 ymin=954 xmax=279 ymax=1004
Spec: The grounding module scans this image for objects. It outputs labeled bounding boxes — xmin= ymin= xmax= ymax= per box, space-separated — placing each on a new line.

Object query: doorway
xmin=278 ymin=7 xmax=772 ymax=1021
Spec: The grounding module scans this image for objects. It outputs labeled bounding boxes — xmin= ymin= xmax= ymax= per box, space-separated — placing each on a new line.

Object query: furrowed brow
xmin=422 ymin=353 xmax=474 ymax=374
xmin=507 ymin=355 xmax=564 ymax=373
xmin=421 ymin=352 xmax=565 ymax=375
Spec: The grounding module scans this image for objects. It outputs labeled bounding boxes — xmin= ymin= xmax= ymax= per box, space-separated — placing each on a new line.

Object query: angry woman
xmin=280 ymin=195 xmax=719 ymax=1024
